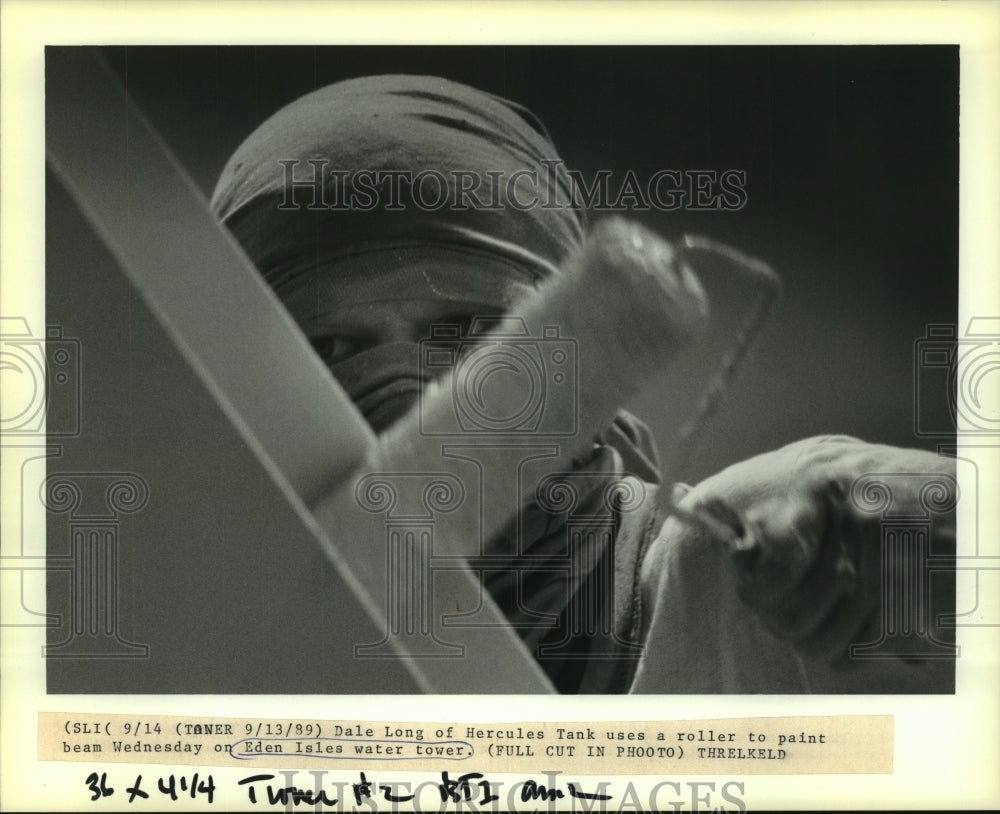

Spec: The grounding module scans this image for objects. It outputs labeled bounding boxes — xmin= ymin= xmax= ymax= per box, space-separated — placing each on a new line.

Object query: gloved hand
xmin=632 ymin=435 xmax=957 ymax=693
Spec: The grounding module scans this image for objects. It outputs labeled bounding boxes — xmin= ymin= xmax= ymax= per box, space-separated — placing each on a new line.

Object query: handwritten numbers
xmin=157 ymin=773 xmax=216 ymax=805
xmin=85 ymin=772 xmax=113 ymax=801
xmin=84 ymin=772 xmax=214 ymax=805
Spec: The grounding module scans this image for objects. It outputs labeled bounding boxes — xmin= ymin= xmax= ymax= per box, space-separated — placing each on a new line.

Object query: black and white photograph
xmin=2 ymin=2 xmax=999 ymax=811
xmin=42 ymin=43 xmax=960 ymax=696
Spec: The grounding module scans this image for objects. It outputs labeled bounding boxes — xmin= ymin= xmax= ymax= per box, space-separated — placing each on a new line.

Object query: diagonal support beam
xmin=45 ymin=46 xmax=554 ymax=693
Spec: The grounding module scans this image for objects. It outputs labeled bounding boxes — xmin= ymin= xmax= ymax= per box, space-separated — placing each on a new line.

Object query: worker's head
xmin=211 ymin=74 xmax=583 ymax=431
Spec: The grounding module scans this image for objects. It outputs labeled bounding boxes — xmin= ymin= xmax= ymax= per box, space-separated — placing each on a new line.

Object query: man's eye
xmin=309 ymin=334 xmax=360 ymax=366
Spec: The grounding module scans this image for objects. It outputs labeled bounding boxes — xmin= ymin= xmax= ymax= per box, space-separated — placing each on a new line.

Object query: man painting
xmin=210 ymin=74 xmax=956 ymax=694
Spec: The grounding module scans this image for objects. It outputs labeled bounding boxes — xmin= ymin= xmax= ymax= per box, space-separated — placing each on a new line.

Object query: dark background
xmin=97 ymin=45 xmax=958 ymax=482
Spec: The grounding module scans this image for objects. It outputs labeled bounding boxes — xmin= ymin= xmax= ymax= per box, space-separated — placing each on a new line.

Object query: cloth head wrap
xmin=211 ymin=74 xmax=585 ymax=432
xmin=210 ymin=74 xmax=584 ymax=310
xmin=211 ymin=77 xmax=658 ymax=693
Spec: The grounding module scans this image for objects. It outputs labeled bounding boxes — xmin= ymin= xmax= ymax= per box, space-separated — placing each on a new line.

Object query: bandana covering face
xmin=211 ymin=75 xmax=661 ymax=692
